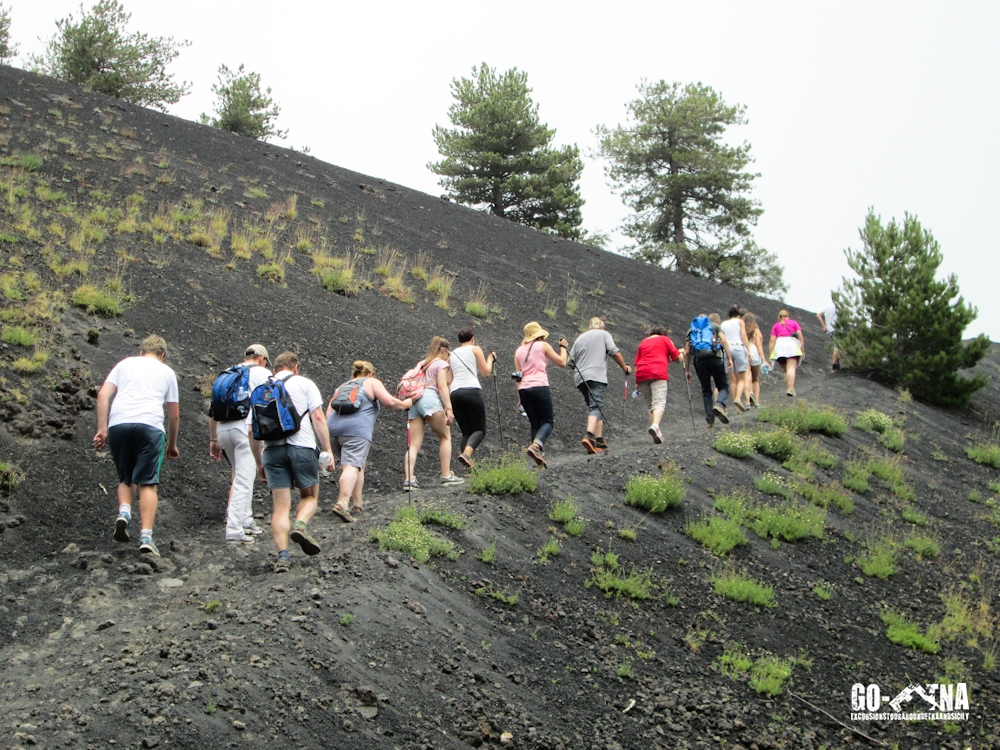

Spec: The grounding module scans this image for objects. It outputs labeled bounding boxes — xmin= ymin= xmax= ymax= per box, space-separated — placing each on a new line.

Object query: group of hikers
xmin=93 ymin=304 xmax=825 ymax=572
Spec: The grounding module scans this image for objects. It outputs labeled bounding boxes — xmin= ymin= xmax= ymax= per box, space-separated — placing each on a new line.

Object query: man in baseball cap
xmin=208 ymin=344 xmax=273 ymax=543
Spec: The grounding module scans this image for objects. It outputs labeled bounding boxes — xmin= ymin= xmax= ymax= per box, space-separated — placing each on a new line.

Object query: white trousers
xmin=218 ymin=427 xmax=256 ymax=536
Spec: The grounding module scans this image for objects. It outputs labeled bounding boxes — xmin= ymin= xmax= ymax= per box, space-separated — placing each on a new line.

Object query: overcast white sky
xmin=9 ymin=1 xmax=999 ymax=340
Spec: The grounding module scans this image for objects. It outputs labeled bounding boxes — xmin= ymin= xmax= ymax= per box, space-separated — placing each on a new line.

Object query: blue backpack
xmin=689 ymin=316 xmax=718 ymax=359
xmin=208 ymin=364 xmax=252 ymax=422
xmin=249 ymin=376 xmax=303 ymax=441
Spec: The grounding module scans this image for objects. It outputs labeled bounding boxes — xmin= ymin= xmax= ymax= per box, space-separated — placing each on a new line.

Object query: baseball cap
xmin=246 ymin=344 xmax=270 ymax=364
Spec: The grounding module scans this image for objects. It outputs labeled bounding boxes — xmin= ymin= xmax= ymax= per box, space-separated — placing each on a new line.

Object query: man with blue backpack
xmin=208 ymin=344 xmax=272 ymax=544
xmin=685 ymin=313 xmax=736 ymax=428
xmin=248 ymin=351 xmax=335 ymax=573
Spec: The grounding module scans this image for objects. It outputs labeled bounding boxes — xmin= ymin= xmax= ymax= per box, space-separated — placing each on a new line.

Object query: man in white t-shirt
xmin=93 ymin=334 xmax=180 ymax=557
xmin=249 ymin=351 xmax=335 ymax=573
xmin=208 ymin=344 xmax=272 ymax=544
xmin=816 ymin=303 xmax=840 ymax=372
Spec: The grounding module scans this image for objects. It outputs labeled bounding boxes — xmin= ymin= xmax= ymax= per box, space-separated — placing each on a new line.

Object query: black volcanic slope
xmin=1 ymin=65 xmax=998 ymax=750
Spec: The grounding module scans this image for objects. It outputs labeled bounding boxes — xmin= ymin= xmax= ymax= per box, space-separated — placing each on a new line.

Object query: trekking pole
xmin=684 ymin=372 xmax=697 ymax=431
xmin=405 ymin=413 xmax=413 ymax=500
xmin=492 ymin=364 xmax=504 ymax=456
xmin=623 ymin=373 xmax=628 ymax=435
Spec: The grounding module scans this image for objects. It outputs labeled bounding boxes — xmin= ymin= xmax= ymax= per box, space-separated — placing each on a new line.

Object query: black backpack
xmin=208 ymin=364 xmax=252 ymax=422
xmin=329 ymin=378 xmax=367 ymax=416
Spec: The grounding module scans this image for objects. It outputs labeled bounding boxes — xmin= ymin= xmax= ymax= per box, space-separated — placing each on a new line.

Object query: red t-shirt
xmin=634 ymin=335 xmax=680 ymax=383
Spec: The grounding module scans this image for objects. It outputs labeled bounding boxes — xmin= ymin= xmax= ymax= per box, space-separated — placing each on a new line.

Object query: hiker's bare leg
xmin=427 ymin=411 xmax=452 ymax=477
xmin=405 ymin=418 xmax=425 ymax=481
xmin=294 ymin=484 xmax=319 ymax=525
xmin=138 ymin=485 xmax=158 ymax=531
xmin=271 ymin=488 xmax=292 ymax=550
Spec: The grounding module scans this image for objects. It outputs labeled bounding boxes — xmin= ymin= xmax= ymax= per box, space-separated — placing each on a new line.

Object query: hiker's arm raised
xmin=545 ymin=339 xmax=569 ymax=368
xmin=475 ymin=346 xmax=495 ymax=377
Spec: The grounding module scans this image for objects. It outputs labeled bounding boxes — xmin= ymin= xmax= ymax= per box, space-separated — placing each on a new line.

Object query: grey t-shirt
xmin=569 ymin=329 xmax=620 ymax=386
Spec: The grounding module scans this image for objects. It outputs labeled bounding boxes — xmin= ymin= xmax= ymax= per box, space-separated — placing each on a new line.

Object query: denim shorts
xmin=331 ymin=435 xmax=371 ymax=468
xmin=408 ymin=389 xmax=444 ymax=419
xmin=728 ymin=347 xmax=749 ymax=374
xmin=262 ymin=444 xmax=320 ymax=490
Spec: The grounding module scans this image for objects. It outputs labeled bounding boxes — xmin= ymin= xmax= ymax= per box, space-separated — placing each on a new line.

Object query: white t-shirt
xmin=106 ymin=355 xmax=179 ymax=432
xmin=217 ymin=363 xmax=272 ymax=433
xmin=270 ymin=370 xmax=323 ymax=449
xmin=449 ymin=347 xmax=482 ymax=392
xmin=822 ymin=304 xmax=838 ymax=333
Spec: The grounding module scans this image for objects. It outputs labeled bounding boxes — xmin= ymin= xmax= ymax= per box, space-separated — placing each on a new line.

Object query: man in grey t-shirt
xmin=816 ymin=303 xmax=840 ymax=372
xmin=569 ymin=318 xmax=631 ymax=453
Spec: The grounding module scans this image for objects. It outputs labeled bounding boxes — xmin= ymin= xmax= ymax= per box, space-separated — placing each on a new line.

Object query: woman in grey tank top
xmin=325 ymin=360 xmax=412 ymax=521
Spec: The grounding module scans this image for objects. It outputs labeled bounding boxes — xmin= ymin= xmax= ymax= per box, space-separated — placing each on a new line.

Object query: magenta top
xmin=770 ymin=319 xmax=802 ymax=338
xmin=515 ymin=341 xmax=549 ymax=389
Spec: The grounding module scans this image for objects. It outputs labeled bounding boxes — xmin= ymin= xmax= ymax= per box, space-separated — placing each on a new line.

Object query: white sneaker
xmin=243 ymin=520 xmax=264 ymax=535
xmin=226 ymin=532 xmax=255 ymax=545
xmin=648 ymin=424 xmax=663 ymax=444
xmin=440 ymin=473 xmax=465 ymax=486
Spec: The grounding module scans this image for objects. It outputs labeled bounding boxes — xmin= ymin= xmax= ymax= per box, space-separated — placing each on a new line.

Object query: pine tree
xmin=597 ymin=81 xmax=785 ymax=296
xmin=28 ymin=0 xmax=190 ymax=111
xmin=0 ymin=3 xmax=17 ymax=65
xmin=834 ymin=210 xmax=989 ymax=408
xmin=201 ymin=64 xmax=286 ymax=142
xmin=429 ymin=63 xmax=584 ymax=240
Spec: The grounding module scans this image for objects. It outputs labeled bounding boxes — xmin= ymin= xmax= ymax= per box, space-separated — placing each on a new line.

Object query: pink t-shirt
xmin=771 ymin=319 xmax=801 ymax=338
xmin=515 ymin=341 xmax=549 ymax=389
xmin=422 ymin=357 xmax=450 ymax=392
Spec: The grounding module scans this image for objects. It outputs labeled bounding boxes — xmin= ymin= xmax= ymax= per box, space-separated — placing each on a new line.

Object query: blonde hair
xmin=352 ymin=360 xmax=375 ymax=378
xmin=589 ymin=317 xmax=605 ymax=330
xmin=708 ymin=313 xmax=721 ymax=324
xmin=274 ymin=351 xmax=298 ymax=371
xmin=743 ymin=312 xmax=758 ymax=336
xmin=778 ymin=309 xmax=789 ymax=319
xmin=423 ymin=336 xmax=451 ymax=364
xmin=140 ymin=334 xmax=167 ymax=357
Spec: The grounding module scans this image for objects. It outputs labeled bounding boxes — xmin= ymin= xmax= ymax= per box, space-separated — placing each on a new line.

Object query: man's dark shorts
xmin=262 ymin=444 xmax=320 ymax=490
xmin=108 ymin=423 xmax=166 ymax=485
xmin=577 ymin=380 xmax=607 ymax=419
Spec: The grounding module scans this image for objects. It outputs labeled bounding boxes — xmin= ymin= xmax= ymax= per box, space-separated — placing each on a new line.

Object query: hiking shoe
xmin=712 ymin=403 xmax=729 ymax=424
xmin=226 ymin=532 xmax=255 ymax=544
xmin=706 ymin=421 xmax=714 ymax=429
xmin=403 ymin=478 xmax=420 ymax=490
xmin=748 ymin=393 xmax=757 ymax=407
xmin=832 ymin=362 xmax=841 ymax=372
xmin=113 ymin=512 xmax=130 ymax=543
xmin=243 ymin=520 xmax=264 ymax=535
xmin=594 ymin=438 xmax=608 ymax=451
xmin=526 ymin=444 xmax=547 ymax=467
xmin=441 ymin=473 xmax=465 ymax=486
xmin=581 ymin=435 xmax=599 ymax=454
xmin=648 ymin=424 xmax=663 ymax=444
xmin=332 ymin=504 xmax=355 ymax=524
xmin=786 ymin=389 xmax=796 ymax=398
xmin=734 ymin=400 xmax=747 ymax=413
xmin=139 ymin=537 xmax=160 ymax=557
xmin=457 ymin=453 xmax=475 ymax=470
xmin=518 ymin=404 xmax=528 ymax=418
xmin=290 ymin=524 xmax=321 ymax=556
xmin=273 ymin=557 xmax=290 ymax=574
